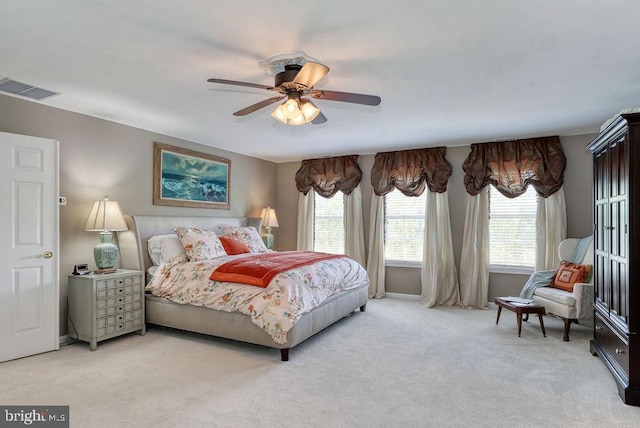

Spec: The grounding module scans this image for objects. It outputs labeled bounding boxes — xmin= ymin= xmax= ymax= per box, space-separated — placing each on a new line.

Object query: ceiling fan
xmin=207 ymin=61 xmax=381 ymax=125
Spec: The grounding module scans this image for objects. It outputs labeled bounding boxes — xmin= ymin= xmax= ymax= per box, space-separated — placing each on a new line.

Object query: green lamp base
xmin=261 ymin=226 xmax=275 ymax=250
xmin=94 ymin=231 xmax=119 ymax=269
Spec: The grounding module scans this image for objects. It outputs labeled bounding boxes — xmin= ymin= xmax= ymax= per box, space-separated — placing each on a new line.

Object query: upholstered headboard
xmin=117 ymin=215 xmax=262 ymax=273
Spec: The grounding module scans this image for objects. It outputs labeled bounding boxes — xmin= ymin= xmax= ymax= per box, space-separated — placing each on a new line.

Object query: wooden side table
xmin=495 ymin=297 xmax=546 ymax=337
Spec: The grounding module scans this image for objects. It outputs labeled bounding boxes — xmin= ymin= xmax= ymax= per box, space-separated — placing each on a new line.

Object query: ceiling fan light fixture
xmin=270 ymin=105 xmax=288 ymax=124
xmin=282 ymin=98 xmax=301 ymax=119
xmin=271 ymin=97 xmax=320 ymax=125
xmin=288 ymin=113 xmax=307 ymax=126
xmin=299 ymin=99 xmax=320 ymax=122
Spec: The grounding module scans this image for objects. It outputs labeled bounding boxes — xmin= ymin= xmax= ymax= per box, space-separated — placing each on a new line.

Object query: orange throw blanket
xmin=210 ymin=251 xmax=346 ymax=288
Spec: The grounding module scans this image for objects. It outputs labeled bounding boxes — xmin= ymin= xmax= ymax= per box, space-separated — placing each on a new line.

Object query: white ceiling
xmin=2 ymin=1 xmax=640 ymax=163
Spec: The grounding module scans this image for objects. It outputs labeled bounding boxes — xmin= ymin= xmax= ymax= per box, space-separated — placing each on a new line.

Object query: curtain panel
xmin=344 ymin=186 xmax=366 ymax=267
xmin=295 ymin=155 xmax=362 ymax=198
xmin=459 ymin=189 xmax=490 ymax=309
xmin=462 ymin=137 xmax=566 ymax=198
xmin=371 ymin=147 xmax=452 ymax=196
xmin=296 ymin=192 xmax=314 ymax=251
xmin=420 ymin=190 xmax=461 ymax=307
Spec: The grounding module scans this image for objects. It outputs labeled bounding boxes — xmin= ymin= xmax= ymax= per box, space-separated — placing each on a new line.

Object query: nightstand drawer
xmin=124 ymin=301 xmax=141 ymax=312
xmin=97 ymin=323 xmax=125 ymax=337
xmin=97 ymin=300 xmax=127 ymax=317
xmin=125 ymin=320 xmax=141 ymax=330
xmin=97 ymin=297 xmax=116 ymax=309
xmin=124 ymin=293 xmax=141 ymax=304
xmin=97 ymin=306 xmax=117 ymax=318
xmin=106 ymin=286 xmax=125 ymax=297
xmin=124 ymin=310 xmax=142 ymax=322
xmin=98 ymin=314 xmax=125 ymax=327
xmin=122 ymin=275 xmax=141 ymax=286
xmin=124 ymin=284 xmax=137 ymax=294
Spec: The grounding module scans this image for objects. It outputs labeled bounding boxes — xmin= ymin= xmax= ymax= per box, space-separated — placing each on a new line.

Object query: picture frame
xmin=153 ymin=142 xmax=231 ymax=209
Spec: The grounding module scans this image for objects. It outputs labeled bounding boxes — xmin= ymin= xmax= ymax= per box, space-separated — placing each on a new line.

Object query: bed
xmin=117 ymin=215 xmax=369 ymax=361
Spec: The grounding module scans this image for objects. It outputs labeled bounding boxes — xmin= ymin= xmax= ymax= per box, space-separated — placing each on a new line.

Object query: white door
xmin=0 ymin=131 xmax=59 ymax=362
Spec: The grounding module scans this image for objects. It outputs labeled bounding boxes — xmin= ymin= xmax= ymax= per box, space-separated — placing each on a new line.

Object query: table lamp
xmin=85 ymin=196 xmax=128 ymax=272
xmin=259 ymin=206 xmax=279 ymax=249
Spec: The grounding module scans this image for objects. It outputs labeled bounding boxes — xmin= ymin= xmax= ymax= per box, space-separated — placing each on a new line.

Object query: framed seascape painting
xmin=153 ymin=142 xmax=231 ymax=209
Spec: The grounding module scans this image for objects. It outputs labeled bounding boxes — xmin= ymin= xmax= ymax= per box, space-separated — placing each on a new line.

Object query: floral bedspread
xmin=146 ymin=253 xmax=368 ymax=344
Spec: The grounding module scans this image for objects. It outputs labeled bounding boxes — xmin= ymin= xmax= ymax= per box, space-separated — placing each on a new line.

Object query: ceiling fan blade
xmin=208 ymin=78 xmax=274 ymax=91
xmin=233 ymin=96 xmax=285 ymax=116
xmin=310 ymin=90 xmax=381 ymax=106
xmin=293 ymin=61 xmax=330 ymax=88
xmin=311 ymin=111 xmax=328 ymax=125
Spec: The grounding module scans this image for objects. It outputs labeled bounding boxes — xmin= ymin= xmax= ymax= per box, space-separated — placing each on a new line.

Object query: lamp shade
xmin=260 ymin=207 xmax=279 ymax=228
xmin=85 ymin=196 xmax=127 ymax=270
xmin=85 ymin=196 xmax=128 ymax=232
xmin=259 ymin=207 xmax=278 ymax=250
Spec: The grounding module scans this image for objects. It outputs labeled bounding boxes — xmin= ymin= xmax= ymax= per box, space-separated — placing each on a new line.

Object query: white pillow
xmin=219 ymin=225 xmax=268 ymax=253
xmin=174 ymin=227 xmax=228 ymax=261
xmin=148 ymin=234 xmax=187 ymax=265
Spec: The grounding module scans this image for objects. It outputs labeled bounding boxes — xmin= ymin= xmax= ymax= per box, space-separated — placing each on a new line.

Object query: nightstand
xmin=67 ymin=269 xmax=145 ymax=350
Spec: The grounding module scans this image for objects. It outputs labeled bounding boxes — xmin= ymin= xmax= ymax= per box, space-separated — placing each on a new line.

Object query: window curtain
xmin=371 ymin=148 xmax=451 ymax=196
xmin=463 ymin=137 xmax=566 ymax=198
xmin=366 ymin=193 xmax=386 ymax=298
xmin=536 ymin=187 xmax=567 ymax=270
xmin=460 ymin=137 xmax=567 ymax=308
xmin=369 ymin=147 xmax=458 ymax=305
xmin=420 ymin=190 xmax=461 ymax=307
xmin=295 ymin=155 xmax=362 ymax=197
xmin=296 ymin=192 xmax=314 ymax=251
xmin=344 ymin=185 xmax=366 ymax=266
xmin=459 ymin=189 xmax=490 ymax=308
xmin=295 ymin=155 xmax=365 ymax=262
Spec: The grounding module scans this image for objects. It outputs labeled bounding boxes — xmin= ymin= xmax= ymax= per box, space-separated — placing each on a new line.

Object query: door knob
xmin=37 ymin=251 xmax=53 ymax=259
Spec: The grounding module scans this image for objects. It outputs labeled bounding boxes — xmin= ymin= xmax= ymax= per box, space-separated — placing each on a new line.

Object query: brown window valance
xmin=462 ymin=136 xmax=566 ymax=198
xmin=371 ymin=147 xmax=452 ymax=196
xmin=295 ymin=155 xmax=362 ymax=197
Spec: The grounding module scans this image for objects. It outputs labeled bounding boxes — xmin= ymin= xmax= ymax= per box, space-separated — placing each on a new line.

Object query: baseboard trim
xmin=385 ymin=292 xmax=420 ymax=301
xmin=59 ymin=335 xmax=69 ymax=345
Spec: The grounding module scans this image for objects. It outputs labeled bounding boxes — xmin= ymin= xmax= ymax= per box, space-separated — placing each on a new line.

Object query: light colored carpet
xmin=2 ymin=295 xmax=640 ymax=427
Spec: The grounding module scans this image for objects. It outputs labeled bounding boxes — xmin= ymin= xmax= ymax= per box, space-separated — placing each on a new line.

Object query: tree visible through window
xmin=489 ymin=186 xmax=537 ymax=269
xmin=313 ymin=191 xmax=344 ymax=254
xmin=384 ymin=190 xmax=426 ymax=264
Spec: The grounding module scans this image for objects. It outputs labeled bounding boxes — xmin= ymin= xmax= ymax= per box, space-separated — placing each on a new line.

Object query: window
xmin=384 ymin=190 xmax=426 ymax=265
xmin=313 ymin=192 xmax=344 ymax=254
xmin=489 ymin=186 xmax=537 ymax=272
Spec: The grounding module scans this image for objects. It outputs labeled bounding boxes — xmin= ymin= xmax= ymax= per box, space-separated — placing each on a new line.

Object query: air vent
xmin=0 ymin=78 xmax=59 ymax=100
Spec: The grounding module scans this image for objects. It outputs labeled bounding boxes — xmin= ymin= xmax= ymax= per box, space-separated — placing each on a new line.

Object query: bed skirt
xmin=145 ymin=280 xmax=368 ymax=356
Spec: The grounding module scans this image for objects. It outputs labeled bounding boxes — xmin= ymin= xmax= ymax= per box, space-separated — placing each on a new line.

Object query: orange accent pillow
xmin=551 ymin=261 xmax=592 ymax=292
xmin=219 ymin=236 xmax=251 ymax=255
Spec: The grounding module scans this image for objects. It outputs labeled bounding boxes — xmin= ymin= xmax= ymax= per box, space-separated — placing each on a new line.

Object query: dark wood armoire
xmin=588 ymin=111 xmax=640 ymax=405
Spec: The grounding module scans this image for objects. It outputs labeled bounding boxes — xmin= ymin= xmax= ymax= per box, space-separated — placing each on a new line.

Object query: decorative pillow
xmin=174 ymin=227 xmax=227 ymax=261
xmin=219 ymin=236 xmax=251 ymax=255
xmin=550 ymin=261 xmax=592 ymax=292
xmin=219 ymin=225 xmax=268 ymax=253
xmin=148 ymin=234 xmax=187 ymax=265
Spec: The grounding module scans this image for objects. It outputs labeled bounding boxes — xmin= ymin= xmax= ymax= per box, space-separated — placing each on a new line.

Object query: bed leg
xmin=280 ymin=348 xmax=289 ymax=361
xmin=360 ymin=304 xmax=367 ymax=312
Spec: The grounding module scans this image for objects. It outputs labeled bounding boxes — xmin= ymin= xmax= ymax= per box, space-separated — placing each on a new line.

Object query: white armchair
xmin=530 ymin=238 xmax=594 ymax=341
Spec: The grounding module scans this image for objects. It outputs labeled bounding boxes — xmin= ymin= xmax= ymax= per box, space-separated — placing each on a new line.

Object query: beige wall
xmin=0 ymin=94 xmax=277 ymax=335
xmin=276 ymin=134 xmax=595 ymax=299
xmin=0 ymin=92 xmax=597 ymax=336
